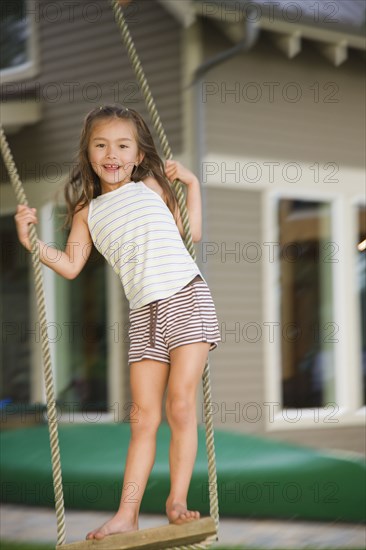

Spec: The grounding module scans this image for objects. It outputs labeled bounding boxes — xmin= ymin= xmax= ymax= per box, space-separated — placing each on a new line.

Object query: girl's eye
xmin=95 ymin=144 xmax=127 ymax=148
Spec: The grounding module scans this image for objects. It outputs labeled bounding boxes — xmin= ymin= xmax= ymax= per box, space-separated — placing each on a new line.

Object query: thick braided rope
xmin=110 ymin=0 xmax=220 ymax=545
xmin=0 ymin=125 xmax=66 ymax=546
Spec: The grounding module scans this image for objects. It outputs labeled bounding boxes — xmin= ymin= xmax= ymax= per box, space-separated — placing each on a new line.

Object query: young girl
xmin=14 ymin=104 xmax=221 ymax=541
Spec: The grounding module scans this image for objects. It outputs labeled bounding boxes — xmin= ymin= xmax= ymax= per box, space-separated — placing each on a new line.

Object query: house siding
xmin=0 ymin=0 xmax=183 ymax=184
xmin=202 ymin=23 xmax=365 ymax=169
xmin=197 ymin=187 xmax=266 ymax=434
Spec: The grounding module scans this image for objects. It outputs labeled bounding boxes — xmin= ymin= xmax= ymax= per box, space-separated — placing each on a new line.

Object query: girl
xmin=14 ymin=104 xmax=221 ymax=541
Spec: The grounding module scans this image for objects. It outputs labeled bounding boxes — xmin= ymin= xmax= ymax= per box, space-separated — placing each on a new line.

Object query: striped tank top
xmin=87 ymin=180 xmax=206 ymax=310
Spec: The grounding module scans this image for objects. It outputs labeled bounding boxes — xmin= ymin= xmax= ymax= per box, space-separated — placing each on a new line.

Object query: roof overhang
xmin=176 ymin=0 xmax=366 ymax=66
xmin=0 ymin=101 xmax=42 ymax=135
xmin=158 ymin=0 xmax=197 ymax=27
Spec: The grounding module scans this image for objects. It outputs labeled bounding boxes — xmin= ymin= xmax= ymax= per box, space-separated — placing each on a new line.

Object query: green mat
xmin=1 ymin=423 xmax=365 ymax=522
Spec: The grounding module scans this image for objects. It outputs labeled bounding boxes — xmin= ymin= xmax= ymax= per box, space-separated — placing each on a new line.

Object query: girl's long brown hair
xmin=63 ymin=104 xmax=179 ymax=228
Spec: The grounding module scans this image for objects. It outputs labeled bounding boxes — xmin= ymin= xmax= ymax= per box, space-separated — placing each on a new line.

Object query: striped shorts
xmin=128 ymin=275 xmax=221 ymax=365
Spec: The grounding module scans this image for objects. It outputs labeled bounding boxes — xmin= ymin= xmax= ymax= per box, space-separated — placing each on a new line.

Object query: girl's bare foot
xmin=86 ymin=512 xmax=138 ymax=540
xmin=166 ymin=501 xmax=200 ymax=525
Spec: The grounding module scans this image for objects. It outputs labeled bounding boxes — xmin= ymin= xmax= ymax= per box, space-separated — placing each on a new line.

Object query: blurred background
xmin=0 ymin=0 xmax=365 ymax=548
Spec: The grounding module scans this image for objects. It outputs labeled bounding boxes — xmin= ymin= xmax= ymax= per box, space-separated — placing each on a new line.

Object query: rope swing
xmin=0 ymin=127 xmax=67 ymax=547
xmin=0 ymin=1 xmax=219 ymax=548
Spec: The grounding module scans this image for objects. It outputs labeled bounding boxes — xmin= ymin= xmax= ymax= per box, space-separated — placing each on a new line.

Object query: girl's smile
xmin=104 ymin=164 xmax=121 ymax=171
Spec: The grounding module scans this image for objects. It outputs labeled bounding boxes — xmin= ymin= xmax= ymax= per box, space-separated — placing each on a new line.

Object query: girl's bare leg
xmin=165 ymin=342 xmax=210 ymax=524
xmin=86 ymin=358 xmax=170 ymax=540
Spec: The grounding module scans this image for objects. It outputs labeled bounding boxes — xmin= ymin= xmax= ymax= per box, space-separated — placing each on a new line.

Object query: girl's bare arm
xmin=14 ymin=204 xmax=93 ymax=280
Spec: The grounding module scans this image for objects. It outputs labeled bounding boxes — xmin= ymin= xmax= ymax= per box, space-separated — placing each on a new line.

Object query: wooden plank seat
xmin=56 ymin=517 xmax=217 ymax=550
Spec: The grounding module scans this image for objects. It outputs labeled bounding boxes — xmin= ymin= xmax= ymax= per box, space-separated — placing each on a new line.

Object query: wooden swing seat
xmin=55 ymin=517 xmax=216 ymax=549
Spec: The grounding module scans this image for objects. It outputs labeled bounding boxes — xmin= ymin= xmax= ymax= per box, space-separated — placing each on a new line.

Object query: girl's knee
xmin=131 ymin=409 xmax=161 ymax=436
xmin=165 ymin=396 xmax=195 ymax=428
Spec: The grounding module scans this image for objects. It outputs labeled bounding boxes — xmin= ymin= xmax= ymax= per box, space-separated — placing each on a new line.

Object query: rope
xmin=109 ymin=1 xmax=220 ymax=547
xmin=0 ymin=126 xmax=66 ymax=547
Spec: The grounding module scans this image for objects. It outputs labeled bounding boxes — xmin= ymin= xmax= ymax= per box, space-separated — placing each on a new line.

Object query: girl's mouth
xmin=103 ymin=164 xmax=121 ymax=172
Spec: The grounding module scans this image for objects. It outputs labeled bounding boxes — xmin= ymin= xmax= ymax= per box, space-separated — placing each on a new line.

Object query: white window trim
xmin=39 ymin=202 xmax=58 ymax=403
xmin=350 ymin=195 xmax=366 ymax=422
xmin=106 ymin=264 xmax=127 ymax=420
xmin=1 ymin=0 xmax=40 ymax=83
xmin=263 ymin=187 xmax=365 ymax=431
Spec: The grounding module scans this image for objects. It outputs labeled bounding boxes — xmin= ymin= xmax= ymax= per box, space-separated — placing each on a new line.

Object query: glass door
xmin=54 ymin=207 xmax=108 ymax=413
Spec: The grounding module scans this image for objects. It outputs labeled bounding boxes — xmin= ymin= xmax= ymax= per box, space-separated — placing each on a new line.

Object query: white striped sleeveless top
xmin=87 ymin=180 xmax=206 ymax=310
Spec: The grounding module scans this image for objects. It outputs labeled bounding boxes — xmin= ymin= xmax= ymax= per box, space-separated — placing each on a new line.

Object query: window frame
xmin=351 ymin=195 xmax=366 ymax=420
xmin=264 ymin=188 xmax=365 ymax=431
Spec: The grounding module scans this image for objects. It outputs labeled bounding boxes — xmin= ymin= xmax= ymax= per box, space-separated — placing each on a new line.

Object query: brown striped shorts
xmin=128 ymin=275 xmax=221 ymax=365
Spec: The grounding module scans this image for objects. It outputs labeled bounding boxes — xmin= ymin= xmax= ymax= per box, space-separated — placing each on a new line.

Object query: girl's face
xmin=88 ymin=118 xmax=144 ymax=193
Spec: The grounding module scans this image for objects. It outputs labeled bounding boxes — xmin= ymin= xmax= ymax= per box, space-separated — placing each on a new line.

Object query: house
xmin=1 ymin=0 xmax=365 ymax=453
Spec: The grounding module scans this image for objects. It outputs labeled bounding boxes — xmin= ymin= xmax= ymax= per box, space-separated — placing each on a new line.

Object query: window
xmin=1 ymin=0 xmax=28 ymax=71
xmin=54 ymin=208 xmax=108 ymax=413
xmin=1 ymin=204 xmax=109 ymax=416
xmin=265 ymin=192 xmax=365 ymax=429
xmin=278 ymin=198 xmax=336 ymax=409
xmin=64 ymin=250 xmax=108 ymax=412
xmin=0 ymin=0 xmax=38 ymax=82
xmin=357 ymin=205 xmax=366 ymax=405
xmin=0 ymin=214 xmax=31 ymax=404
